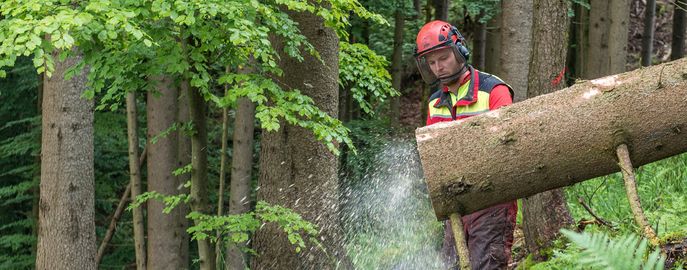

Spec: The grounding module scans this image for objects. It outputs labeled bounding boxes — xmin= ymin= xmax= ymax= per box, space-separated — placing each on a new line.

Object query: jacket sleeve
xmin=489 ymin=85 xmax=513 ymax=110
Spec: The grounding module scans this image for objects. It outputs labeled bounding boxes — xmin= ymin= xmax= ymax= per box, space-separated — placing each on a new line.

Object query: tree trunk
xmin=571 ymin=1 xmax=589 ymax=79
xmin=415 ymin=58 xmax=687 ymax=220
xmin=500 ymin=0 xmax=533 ymax=102
xmin=177 ymin=80 xmax=192 ymax=268
xmin=586 ymin=0 xmax=629 ymax=78
xmin=641 ymin=0 xmax=656 ymax=67
xmin=471 ymin=12 xmax=488 ymax=70
xmin=146 ymin=75 xmax=185 ymax=270
xmin=608 ymin=0 xmax=629 ymax=73
xmin=216 ymin=68 xmax=230 ymax=268
xmin=252 ymin=5 xmax=349 ymax=269
xmin=390 ymin=7 xmax=405 ymax=126
xmin=522 ymin=0 xmax=574 ymax=258
xmin=126 ymin=92 xmax=147 ymax=270
xmin=188 ymin=84 xmax=216 ymax=270
xmin=36 ymin=49 xmax=96 ymax=270
xmin=671 ymin=0 xmax=687 ymax=60
xmin=225 ymin=67 xmax=257 ymax=270
xmin=484 ymin=12 xmax=502 ymax=74
xmin=434 ymin=0 xmax=449 ymax=21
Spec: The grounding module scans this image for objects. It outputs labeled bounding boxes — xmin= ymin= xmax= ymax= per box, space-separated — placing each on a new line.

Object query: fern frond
xmin=561 ymin=229 xmax=665 ymax=270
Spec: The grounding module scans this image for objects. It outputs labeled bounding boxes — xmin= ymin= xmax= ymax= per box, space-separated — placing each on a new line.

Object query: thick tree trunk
xmin=522 ymin=0 xmax=574 ymax=258
xmin=641 ymin=0 xmax=656 ymax=67
xmin=252 ymin=5 xmax=349 ymax=270
xmin=146 ymin=76 xmax=185 ymax=270
xmin=126 ymin=92 xmax=147 ymax=270
xmin=609 ymin=0 xmax=629 ymax=73
xmin=188 ymin=85 xmax=216 ymax=270
xmin=484 ymin=13 xmax=502 ymax=74
xmin=390 ymin=7 xmax=405 ymax=126
xmin=415 ymin=58 xmax=687 ymax=220
xmin=500 ymin=0 xmax=533 ymax=101
xmin=225 ymin=64 xmax=257 ymax=270
xmin=36 ymin=49 xmax=96 ymax=270
xmin=671 ymin=0 xmax=687 ymax=60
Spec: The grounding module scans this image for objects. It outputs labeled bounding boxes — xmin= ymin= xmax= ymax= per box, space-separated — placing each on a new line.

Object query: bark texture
xmin=415 ymin=58 xmax=687 ymax=220
xmin=522 ymin=0 xmax=574 ymax=258
xmin=36 ymin=49 xmax=96 ymax=270
xmin=146 ymin=76 xmax=185 ymax=270
xmin=434 ymin=0 xmax=449 ymax=21
xmin=500 ymin=0 xmax=533 ymax=101
xmin=586 ymin=0 xmax=629 ymax=79
xmin=471 ymin=13 xmax=487 ymax=70
xmin=252 ymin=6 xmax=348 ymax=269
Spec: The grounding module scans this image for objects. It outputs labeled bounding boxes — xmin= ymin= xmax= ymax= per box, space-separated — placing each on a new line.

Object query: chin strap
xmin=438 ymin=64 xmax=468 ymax=86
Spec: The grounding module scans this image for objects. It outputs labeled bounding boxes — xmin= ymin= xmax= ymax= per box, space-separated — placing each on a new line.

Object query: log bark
xmin=415 ymin=58 xmax=687 ymax=220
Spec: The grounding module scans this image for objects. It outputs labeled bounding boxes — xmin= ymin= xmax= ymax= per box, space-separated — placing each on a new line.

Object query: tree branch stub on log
xmin=416 ymin=58 xmax=687 ymax=220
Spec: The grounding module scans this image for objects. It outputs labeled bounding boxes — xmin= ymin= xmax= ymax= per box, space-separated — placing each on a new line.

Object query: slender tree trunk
xmin=188 ymin=84 xmax=216 ymax=270
xmin=252 ymin=4 xmax=349 ymax=269
xmin=415 ymin=58 xmax=687 ymax=220
xmin=177 ymin=80 xmax=192 ymax=269
xmin=36 ymin=49 xmax=96 ymax=270
xmin=126 ymin=92 xmax=147 ymax=270
xmin=484 ymin=12 xmax=502 ymax=74
xmin=225 ymin=96 xmax=256 ymax=270
xmin=146 ymin=75 xmax=185 ymax=270
xmin=425 ymin=0 xmax=433 ymax=22
xmin=671 ymin=0 xmax=687 ymax=60
xmin=216 ymin=67 xmax=230 ymax=268
xmin=642 ymin=0 xmax=656 ymax=66
xmin=390 ymin=7 xmax=405 ymax=126
xmin=572 ymin=2 xmax=589 ymax=79
xmin=471 ymin=12 xmax=488 ymax=70
xmin=414 ymin=0 xmax=422 ymax=18
xmin=434 ymin=0 xmax=449 ymax=21
xmin=500 ymin=0 xmax=533 ymax=102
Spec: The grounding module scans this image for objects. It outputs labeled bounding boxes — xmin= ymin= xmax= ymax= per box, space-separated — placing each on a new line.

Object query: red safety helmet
xmin=415 ymin=20 xmax=470 ymax=85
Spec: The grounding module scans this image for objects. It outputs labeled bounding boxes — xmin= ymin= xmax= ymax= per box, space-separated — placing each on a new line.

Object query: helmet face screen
xmin=416 ymin=45 xmax=467 ymax=85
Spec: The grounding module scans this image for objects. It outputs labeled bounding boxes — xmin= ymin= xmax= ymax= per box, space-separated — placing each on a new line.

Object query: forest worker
xmin=415 ymin=20 xmax=517 ymax=269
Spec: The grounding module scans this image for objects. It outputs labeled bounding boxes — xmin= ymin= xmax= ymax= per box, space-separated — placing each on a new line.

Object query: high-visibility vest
xmin=426 ymin=67 xmax=513 ymax=124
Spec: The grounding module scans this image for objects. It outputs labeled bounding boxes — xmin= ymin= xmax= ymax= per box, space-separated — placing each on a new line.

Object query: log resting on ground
xmin=415 ymin=58 xmax=687 ymax=221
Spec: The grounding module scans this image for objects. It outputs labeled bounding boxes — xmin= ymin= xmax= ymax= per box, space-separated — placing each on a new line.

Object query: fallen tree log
xmin=415 ymin=58 xmax=687 ymax=220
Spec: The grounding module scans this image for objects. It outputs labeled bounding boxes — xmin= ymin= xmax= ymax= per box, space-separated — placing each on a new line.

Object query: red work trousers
xmin=441 ymin=201 xmax=517 ymax=270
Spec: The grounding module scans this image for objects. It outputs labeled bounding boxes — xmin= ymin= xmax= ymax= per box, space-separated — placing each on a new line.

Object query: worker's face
xmin=423 ymin=47 xmax=464 ymax=79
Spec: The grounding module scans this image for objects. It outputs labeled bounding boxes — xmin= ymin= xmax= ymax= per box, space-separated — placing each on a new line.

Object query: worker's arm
xmin=489 ymin=85 xmax=513 ymax=110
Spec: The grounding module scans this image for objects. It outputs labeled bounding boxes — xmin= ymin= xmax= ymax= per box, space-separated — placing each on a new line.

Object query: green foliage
xmin=339 ymin=41 xmax=399 ymax=115
xmin=560 ymin=229 xmax=665 ymax=270
xmin=132 ymin=189 xmax=320 ymax=254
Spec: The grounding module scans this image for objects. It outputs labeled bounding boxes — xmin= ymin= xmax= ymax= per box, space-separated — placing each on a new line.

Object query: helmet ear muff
xmin=449 ymin=26 xmax=470 ymax=61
